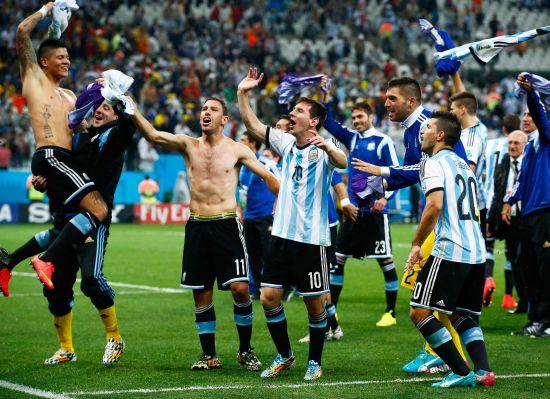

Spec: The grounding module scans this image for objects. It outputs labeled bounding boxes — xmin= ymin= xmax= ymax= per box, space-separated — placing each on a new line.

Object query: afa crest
xmin=308 ymin=149 xmax=319 ymax=162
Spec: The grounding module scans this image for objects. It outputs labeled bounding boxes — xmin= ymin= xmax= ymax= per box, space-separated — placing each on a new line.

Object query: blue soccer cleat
xmin=402 ymin=350 xmax=445 ymax=374
xmin=303 ymin=360 xmax=322 ymax=381
xmin=432 ymin=371 xmax=477 ymax=388
xmin=260 ymin=353 xmax=296 ymax=378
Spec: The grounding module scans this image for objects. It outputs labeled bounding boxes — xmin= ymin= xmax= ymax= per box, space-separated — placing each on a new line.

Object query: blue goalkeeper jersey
xmin=384 ymin=106 xmax=469 ymax=191
xmin=323 ymin=102 xmax=399 ymax=212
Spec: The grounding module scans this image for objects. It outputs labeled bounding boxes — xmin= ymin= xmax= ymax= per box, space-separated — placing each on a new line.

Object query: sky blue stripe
xmin=273 ymin=149 xmax=293 ymax=237
xmin=319 ymin=164 xmax=330 ymax=245
xmin=286 ymin=150 xmax=302 ymax=241
xmin=234 ymin=313 xmax=253 ymax=326
xmin=309 ymin=320 xmax=328 ymax=329
xmin=460 ymin=327 xmax=484 ymax=345
xmin=302 ymin=149 xmax=319 ymax=243
xmin=70 ymin=213 xmax=94 ymax=235
xmin=330 ymin=274 xmax=344 ymax=285
xmin=34 ymin=229 xmax=51 ymax=249
xmin=385 ymin=280 xmax=399 ymax=291
xmin=196 ymin=321 xmax=216 ymax=334
xmin=426 ymin=327 xmax=452 ymax=348
xmin=266 ymin=312 xmax=286 ymax=324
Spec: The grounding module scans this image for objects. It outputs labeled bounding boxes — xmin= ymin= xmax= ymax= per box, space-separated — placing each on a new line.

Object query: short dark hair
xmin=501 ymin=114 xmax=521 ymax=134
xmin=296 ymin=97 xmax=327 ymax=131
xmin=37 ymin=39 xmax=68 ymax=68
xmin=386 ymin=77 xmax=421 ymax=100
xmin=278 ymin=114 xmax=292 ymax=123
xmin=242 ymin=132 xmax=261 ymax=149
xmin=204 ymin=97 xmax=227 ymax=116
xmin=352 ymin=102 xmax=373 ymax=115
xmin=449 ymin=91 xmax=478 ymax=115
xmin=431 ymin=111 xmax=462 ymax=147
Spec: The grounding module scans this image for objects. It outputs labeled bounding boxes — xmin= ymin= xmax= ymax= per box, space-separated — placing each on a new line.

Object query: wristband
xmin=341 ymin=198 xmax=351 ymax=207
xmin=38 ymin=6 xmax=48 ymax=18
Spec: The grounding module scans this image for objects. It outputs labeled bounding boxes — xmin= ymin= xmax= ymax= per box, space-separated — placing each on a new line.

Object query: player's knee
xmin=47 ymin=296 xmax=74 ymax=316
xmin=409 ymin=307 xmax=428 ymax=324
xmin=230 ymin=283 xmax=249 ymax=302
xmin=80 ymin=276 xmax=100 ymax=298
xmin=260 ymin=290 xmax=279 ymax=308
xmin=93 ymin=202 xmax=108 ymax=222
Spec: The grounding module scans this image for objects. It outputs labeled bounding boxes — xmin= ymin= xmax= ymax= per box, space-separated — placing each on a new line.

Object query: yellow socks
xmin=425 ymin=311 xmax=466 ymax=360
xmin=53 ymin=311 xmax=74 ymax=353
xmin=99 ymin=305 xmax=121 ymax=340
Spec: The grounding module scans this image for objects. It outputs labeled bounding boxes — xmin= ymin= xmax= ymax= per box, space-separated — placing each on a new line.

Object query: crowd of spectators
xmin=1 ymin=0 xmax=549 ymax=169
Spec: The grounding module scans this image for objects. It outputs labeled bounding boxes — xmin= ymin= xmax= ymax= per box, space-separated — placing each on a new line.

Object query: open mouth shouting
xmin=201 ymin=116 xmax=212 ymax=127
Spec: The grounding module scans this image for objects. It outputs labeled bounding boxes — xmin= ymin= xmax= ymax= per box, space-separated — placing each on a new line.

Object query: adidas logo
xmin=84 ymin=237 xmax=95 ymax=244
xmin=436 ymin=300 xmax=445 ymax=307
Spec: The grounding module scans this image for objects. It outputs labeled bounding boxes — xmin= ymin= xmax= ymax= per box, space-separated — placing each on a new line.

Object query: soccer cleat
xmin=0 ymin=268 xmax=11 ymax=297
xmin=475 ymin=369 xmax=496 ymax=386
xmin=237 ymin=348 xmax=262 ymax=371
xmin=501 ymin=294 xmax=517 ymax=310
xmin=511 ymin=322 xmax=541 ymax=336
xmin=376 ymin=311 xmax=397 ymax=327
xmin=432 ymin=371 xmax=477 ymax=388
xmin=0 ymin=247 xmax=10 ymax=268
xmin=44 ymin=349 xmax=77 ymax=365
xmin=402 ymin=350 xmax=445 ymax=374
xmin=303 ymin=360 xmax=322 ymax=381
xmin=102 ymin=338 xmax=125 ymax=365
xmin=260 ymin=353 xmax=296 ymax=378
xmin=530 ymin=323 xmax=550 ymax=338
xmin=298 ymin=333 xmax=310 ymax=344
xmin=424 ymin=363 xmax=451 ymax=374
xmin=191 ymin=354 xmax=222 ymax=370
xmin=482 ymin=277 xmax=496 ymax=307
xmin=325 ymin=328 xmax=333 ymax=341
xmin=30 ymin=256 xmax=54 ymax=290
xmin=331 ymin=325 xmax=344 ymax=341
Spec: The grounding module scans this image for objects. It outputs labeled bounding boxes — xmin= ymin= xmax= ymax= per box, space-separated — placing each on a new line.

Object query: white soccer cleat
xmin=44 ymin=349 xmax=77 ymax=365
xmin=102 ymin=338 xmax=125 ymax=365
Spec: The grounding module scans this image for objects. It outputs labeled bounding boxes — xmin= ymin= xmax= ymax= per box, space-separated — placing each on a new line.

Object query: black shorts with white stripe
xmin=181 ymin=215 xmax=249 ymax=290
xmin=410 ymin=255 xmax=485 ymax=316
xmin=262 ymin=236 xmax=330 ymax=297
xmin=31 ymin=146 xmax=96 ymax=208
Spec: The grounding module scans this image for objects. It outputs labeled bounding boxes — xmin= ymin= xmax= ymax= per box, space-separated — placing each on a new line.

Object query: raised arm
xmin=16 ymin=2 xmax=55 ymax=80
xmin=131 ymin=105 xmax=188 ymax=152
xmin=451 ymin=71 xmax=466 ymax=94
xmin=237 ymin=67 xmax=269 ymax=143
xmin=239 ymin=145 xmax=280 ymax=196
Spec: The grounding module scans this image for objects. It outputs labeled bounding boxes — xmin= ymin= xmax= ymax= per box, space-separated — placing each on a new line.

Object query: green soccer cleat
xmin=402 ymin=350 xmax=445 ymax=374
xmin=304 ymin=360 xmax=322 ymax=381
xmin=432 ymin=371 xmax=477 ymax=388
xmin=260 ymin=353 xmax=296 ymax=378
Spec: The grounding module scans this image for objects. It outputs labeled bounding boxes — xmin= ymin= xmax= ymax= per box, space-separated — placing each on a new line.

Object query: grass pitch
xmin=0 ymin=223 xmax=549 ymax=399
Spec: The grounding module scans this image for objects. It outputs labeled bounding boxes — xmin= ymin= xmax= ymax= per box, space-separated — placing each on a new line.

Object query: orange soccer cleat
xmin=501 ymin=294 xmax=517 ymax=310
xmin=30 ymin=256 xmax=54 ymax=290
xmin=483 ymin=277 xmax=496 ymax=307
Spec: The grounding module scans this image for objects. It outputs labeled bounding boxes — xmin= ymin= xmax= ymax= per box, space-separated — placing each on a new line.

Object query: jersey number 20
xmin=455 ymin=175 xmax=479 ymax=222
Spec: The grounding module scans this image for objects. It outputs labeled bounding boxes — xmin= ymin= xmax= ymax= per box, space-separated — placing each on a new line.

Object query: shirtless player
xmin=16 ymin=2 xmax=108 ymax=289
xmin=129 ymin=97 xmax=279 ymax=371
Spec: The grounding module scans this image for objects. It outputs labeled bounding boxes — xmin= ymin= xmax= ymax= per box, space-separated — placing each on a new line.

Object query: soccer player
xmin=352 ymin=77 xmax=469 ymax=374
xmin=238 ymin=132 xmax=280 ymax=298
xmin=449 ymin=73 xmax=490 ymax=306
xmin=485 ymin=115 xmax=521 ymax=310
xmin=16 ymin=4 xmax=109 ymax=289
xmin=129 ymin=96 xmax=279 ymax=371
xmin=320 ymin=77 xmax=400 ymax=327
xmin=408 ymin=111 xmax=494 ymax=388
xmin=1 ymin=98 xmax=133 ymax=365
xmin=237 ymin=67 xmax=347 ymax=380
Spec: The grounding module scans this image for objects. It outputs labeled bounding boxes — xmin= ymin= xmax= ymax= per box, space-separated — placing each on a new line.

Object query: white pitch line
xmin=61 ymin=373 xmax=550 ymax=396
xmin=0 ymin=380 xmax=74 ymax=399
xmin=12 ymin=272 xmax=184 ymax=294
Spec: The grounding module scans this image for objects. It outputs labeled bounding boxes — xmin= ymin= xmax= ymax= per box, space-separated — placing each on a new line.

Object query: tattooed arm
xmin=16 ymin=2 xmax=55 ymax=80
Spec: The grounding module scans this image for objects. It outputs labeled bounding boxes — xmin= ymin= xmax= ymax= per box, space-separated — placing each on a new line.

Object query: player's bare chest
xmin=189 ymin=147 xmax=237 ymax=177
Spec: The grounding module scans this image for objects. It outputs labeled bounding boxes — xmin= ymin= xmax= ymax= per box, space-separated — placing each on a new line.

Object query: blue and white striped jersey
xmin=267 ymin=127 xmax=343 ymax=246
xmin=421 ymin=149 xmax=486 ymax=264
xmin=484 ymin=137 xmax=508 ymax=211
xmin=460 ymin=121 xmax=488 ymax=210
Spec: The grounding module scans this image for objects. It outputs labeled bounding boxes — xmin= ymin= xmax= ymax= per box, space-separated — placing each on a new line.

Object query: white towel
xmin=100 ymin=70 xmax=135 ymax=115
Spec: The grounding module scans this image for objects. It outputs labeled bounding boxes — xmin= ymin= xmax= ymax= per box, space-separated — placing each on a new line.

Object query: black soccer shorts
xmin=336 ymin=211 xmax=392 ymax=259
xmin=31 ymin=146 xmax=95 ymax=207
xmin=410 ymin=255 xmax=485 ymax=316
xmin=262 ymin=236 xmax=330 ymax=296
xmin=181 ymin=216 xmax=249 ymax=290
